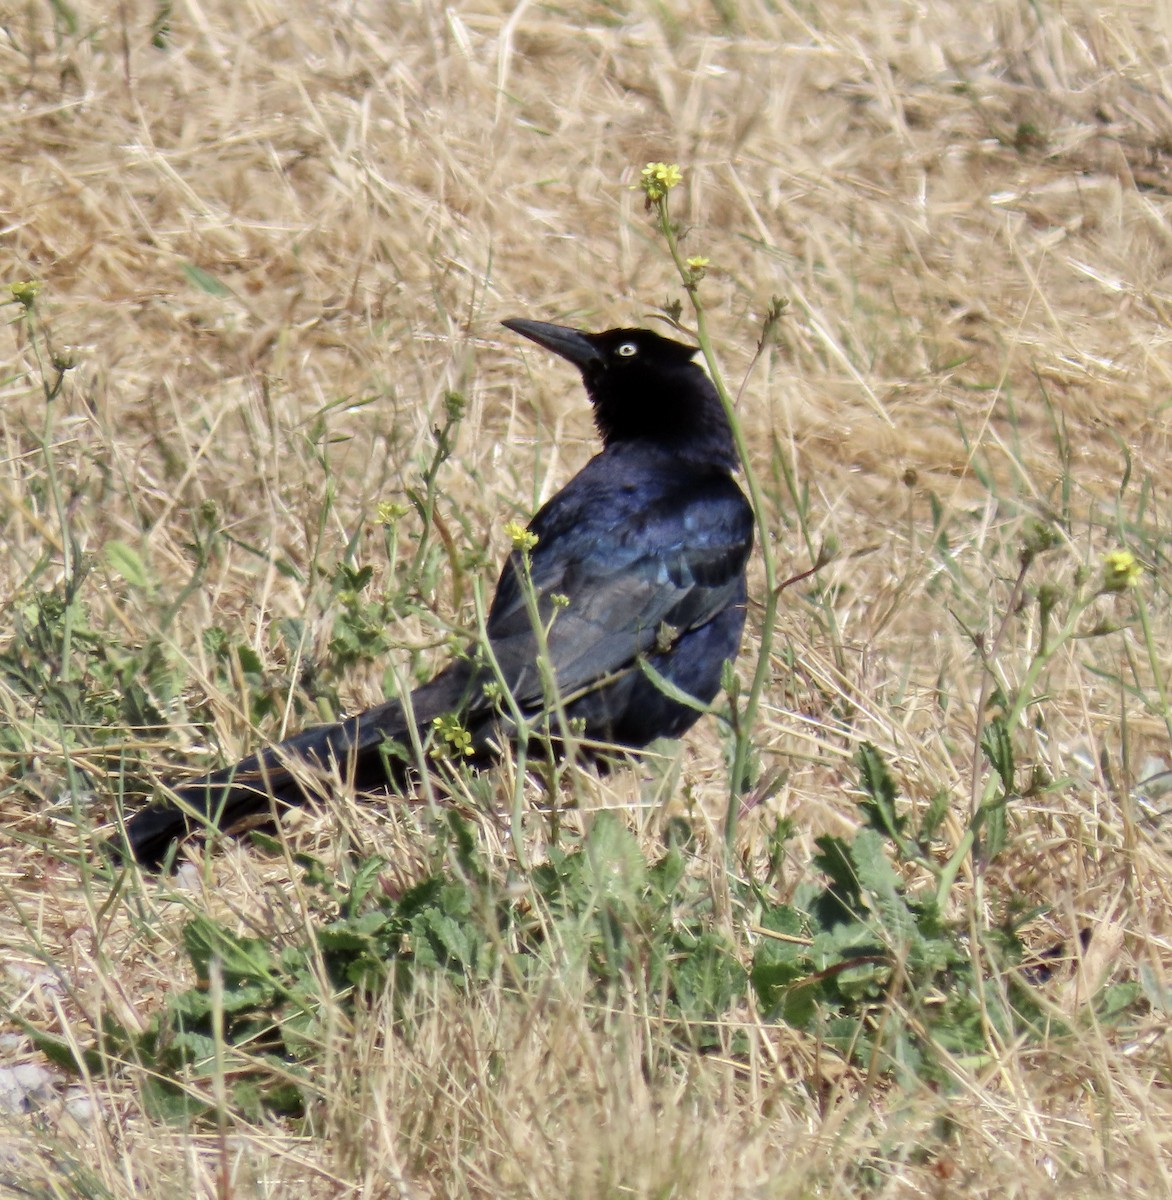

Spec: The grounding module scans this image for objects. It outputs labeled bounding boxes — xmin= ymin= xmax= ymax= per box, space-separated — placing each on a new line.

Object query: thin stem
xmin=1133 ymin=588 xmax=1172 ymax=742
xmin=654 ymin=200 xmax=780 ymax=850
xmin=23 ymin=299 xmax=78 ymax=681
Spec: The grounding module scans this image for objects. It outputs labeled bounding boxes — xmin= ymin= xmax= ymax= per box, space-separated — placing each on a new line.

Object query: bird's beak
xmin=502 ymin=318 xmax=603 ymax=370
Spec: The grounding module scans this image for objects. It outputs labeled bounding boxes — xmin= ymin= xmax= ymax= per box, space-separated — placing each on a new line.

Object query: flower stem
xmin=654 ymin=198 xmax=780 ymax=850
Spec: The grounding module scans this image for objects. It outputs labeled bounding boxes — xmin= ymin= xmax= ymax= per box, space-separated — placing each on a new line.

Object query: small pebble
xmin=0 ymin=1064 xmax=56 ymax=1114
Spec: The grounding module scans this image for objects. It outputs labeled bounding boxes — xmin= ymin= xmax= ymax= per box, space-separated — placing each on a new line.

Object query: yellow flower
xmin=9 ymin=280 xmax=41 ymax=310
xmin=638 ymin=162 xmax=683 ymax=201
xmin=1102 ymin=549 xmax=1143 ymax=592
xmin=504 ymin=519 xmax=538 ymax=552
xmin=375 ymin=500 xmax=409 ymax=526
xmin=431 ymin=713 xmax=474 ymax=757
xmin=685 ymin=255 xmax=710 ymax=285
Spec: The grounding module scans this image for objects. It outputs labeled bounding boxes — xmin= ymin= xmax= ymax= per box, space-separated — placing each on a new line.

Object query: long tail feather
xmin=114 ymin=663 xmax=479 ymax=869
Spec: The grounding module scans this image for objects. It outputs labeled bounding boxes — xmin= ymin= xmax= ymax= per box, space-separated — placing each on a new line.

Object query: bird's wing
xmin=484 ymin=468 xmax=752 ymax=711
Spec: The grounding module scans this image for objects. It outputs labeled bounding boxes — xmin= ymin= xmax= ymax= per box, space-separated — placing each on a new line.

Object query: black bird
xmin=117 ymin=319 xmax=754 ymax=868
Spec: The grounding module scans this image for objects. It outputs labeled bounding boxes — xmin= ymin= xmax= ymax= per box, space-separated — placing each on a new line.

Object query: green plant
xmin=751 ymin=743 xmax=1048 ymax=1087
xmin=41 ymin=738 xmax=1143 ymax=1122
xmin=38 ymin=813 xmax=744 ymax=1121
xmin=636 ymin=166 xmax=787 ymax=846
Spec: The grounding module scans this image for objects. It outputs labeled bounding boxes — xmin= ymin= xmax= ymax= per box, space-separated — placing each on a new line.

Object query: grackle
xmin=117 ymin=319 xmax=754 ymax=868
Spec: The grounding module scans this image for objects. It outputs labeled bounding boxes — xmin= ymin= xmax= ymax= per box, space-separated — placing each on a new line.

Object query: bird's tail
xmin=114 ymin=662 xmax=479 ymax=869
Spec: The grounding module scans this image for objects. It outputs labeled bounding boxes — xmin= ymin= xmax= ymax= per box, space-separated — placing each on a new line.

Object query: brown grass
xmin=3 ymin=0 xmax=1172 ymax=1195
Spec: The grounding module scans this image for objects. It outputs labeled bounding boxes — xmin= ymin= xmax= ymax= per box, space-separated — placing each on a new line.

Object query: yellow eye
xmin=616 ymin=342 xmax=638 ymax=358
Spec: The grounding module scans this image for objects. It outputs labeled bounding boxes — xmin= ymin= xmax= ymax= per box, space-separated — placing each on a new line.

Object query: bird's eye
xmin=616 ymin=342 xmax=638 ymax=358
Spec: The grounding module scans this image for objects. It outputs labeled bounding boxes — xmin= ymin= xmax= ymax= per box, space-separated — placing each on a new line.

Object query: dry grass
xmin=3 ymin=0 xmax=1172 ymax=1195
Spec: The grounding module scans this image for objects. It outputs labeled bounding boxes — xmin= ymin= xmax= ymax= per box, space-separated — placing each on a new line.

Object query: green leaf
xmin=977 ymin=798 xmax=1009 ymax=862
xmin=104 ymin=539 xmax=153 ymax=591
xmin=980 ymin=716 xmax=1015 ymax=794
xmin=672 ymin=932 xmax=745 ymax=1020
xmin=750 ymin=957 xmax=809 ymax=1019
xmin=182 ymin=915 xmax=281 ymax=992
xmin=182 ymin=263 xmax=232 ymax=296
xmin=235 ymin=644 xmax=265 ymax=677
xmin=347 ymin=855 xmax=388 ymax=912
xmin=750 ymin=907 xmax=811 ymax=1016
xmin=317 ymin=909 xmax=391 ymax=952
xmin=851 ymin=828 xmax=918 ymax=952
xmin=836 ymin=957 xmax=889 ymax=1000
xmin=637 ymin=655 xmax=711 ymax=713
xmin=850 ymin=828 xmax=902 ymax=897
xmin=856 ymin=743 xmax=906 ymax=842
xmin=811 ymin=835 xmax=863 ymax=927
xmin=411 ymin=907 xmax=482 ymax=974
xmin=779 ymin=976 xmax=822 ymax=1028
xmin=648 ymin=846 xmax=686 ymax=900
xmin=141 ymin=1075 xmax=211 ymax=1123
xmin=14 ymin=1019 xmax=103 ymax=1075
xmin=919 ymin=790 xmax=950 ymax=844
xmin=585 ymin=812 xmax=646 ymax=903
xmin=166 ymin=1029 xmax=219 ymax=1064
xmin=756 ymin=903 xmax=806 ymax=954
xmin=1098 ymin=981 xmax=1144 ymax=1022
xmin=234 ymin=1078 xmax=304 ymax=1118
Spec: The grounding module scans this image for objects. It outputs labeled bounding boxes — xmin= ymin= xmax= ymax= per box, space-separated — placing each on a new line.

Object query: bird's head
xmin=502 ymin=318 xmax=738 ymax=469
